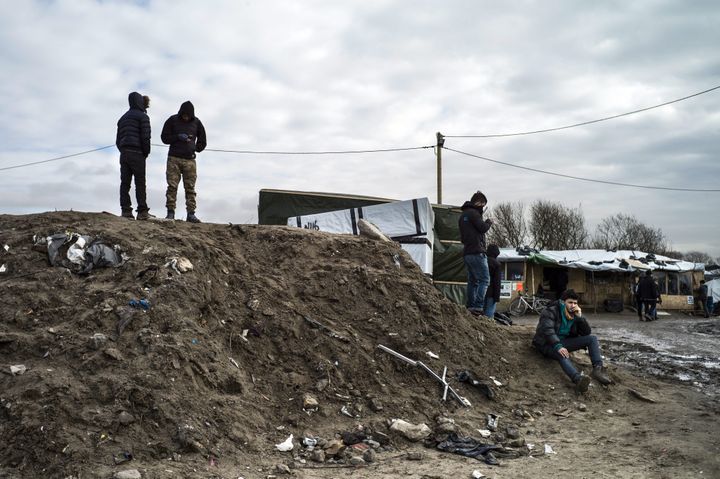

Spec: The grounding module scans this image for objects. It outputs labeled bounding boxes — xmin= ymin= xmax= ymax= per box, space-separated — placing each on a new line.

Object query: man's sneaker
xmin=467 ymin=307 xmax=484 ymax=316
xmin=165 ymin=209 xmax=175 ymax=220
xmin=591 ymin=365 xmax=613 ymax=385
xmin=186 ymin=213 xmax=202 ymax=223
xmin=574 ymin=372 xmax=591 ymax=393
xmin=121 ymin=211 xmax=135 ymax=220
xmin=137 ymin=210 xmax=151 ymax=221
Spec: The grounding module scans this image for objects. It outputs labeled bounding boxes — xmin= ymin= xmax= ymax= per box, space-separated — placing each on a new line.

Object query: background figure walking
xmin=637 ymin=270 xmax=659 ymax=321
xmin=115 ymin=92 xmax=151 ymax=220
xmin=161 ymin=101 xmax=207 ymax=223
xmin=459 ymin=191 xmax=493 ymax=316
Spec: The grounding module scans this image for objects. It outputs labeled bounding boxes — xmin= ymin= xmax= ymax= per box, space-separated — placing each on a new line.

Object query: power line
xmin=153 ymin=143 xmax=434 ymax=155
xmin=443 ymin=146 xmax=720 ymax=192
xmin=445 ymin=84 xmax=720 ymax=138
xmin=0 ymin=145 xmax=115 ymax=171
xmin=0 ymin=143 xmax=434 ymax=172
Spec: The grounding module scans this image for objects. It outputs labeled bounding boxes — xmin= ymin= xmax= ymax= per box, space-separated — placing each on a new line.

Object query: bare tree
xmin=683 ymin=250 xmax=714 ymax=264
xmin=486 ymin=201 xmax=527 ymax=248
xmin=528 ymin=200 xmax=588 ymax=249
xmin=591 ymin=213 xmax=668 ymax=252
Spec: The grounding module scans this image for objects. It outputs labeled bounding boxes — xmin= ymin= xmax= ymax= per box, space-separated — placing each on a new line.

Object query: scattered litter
xmin=488 ymin=376 xmax=503 ymax=387
xmin=389 ymin=419 xmax=432 ymax=442
xmin=457 ymin=371 xmax=495 ymax=400
xmin=486 ymin=414 xmax=499 ymax=431
xmin=606 ymin=409 xmax=614 ymax=414
xmin=544 ymin=444 xmax=556 ymax=454
xmin=165 ymin=256 xmax=194 ymax=273
xmin=275 ymin=434 xmax=294 ymax=452
xmin=229 ymin=357 xmax=240 ymax=369
xmin=340 ymin=405 xmax=356 ymax=418
xmin=129 ymin=299 xmax=150 ymax=310
xmin=476 ymin=429 xmax=492 ymax=438
xmin=426 ymin=351 xmax=439 ymax=359
xmin=303 ymin=437 xmax=318 ymax=448
xmin=113 ymin=451 xmax=133 ymax=465
xmin=472 ymin=470 xmax=486 ymax=479
xmin=433 ymin=432 xmax=501 ymax=465
xmin=41 ymin=232 xmax=123 ymax=274
xmin=0 ymin=264 xmax=7 ymax=273
xmin=378 ymin=345 xmax=470 ymax=407
xmin=357 ymin=219 xmax=392 ymax=242
xmin=3 ymin=244 xmax=8 ymax=252
xmin=302 ymin=314 xmax=349 ymax=343
xmin=10 ymin=365 xmax=27 ymax=376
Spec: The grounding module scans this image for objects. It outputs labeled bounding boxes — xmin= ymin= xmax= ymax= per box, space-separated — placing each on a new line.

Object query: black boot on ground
xmin=165 ymin=209 xmax=175 ymax=220
xmin=121 ymin=210 xmax=135 ymax=220
xmin=187 ymin=212 xmax=201 ymax=223
xmin=591 ymin=365 xmax=613 ymax=385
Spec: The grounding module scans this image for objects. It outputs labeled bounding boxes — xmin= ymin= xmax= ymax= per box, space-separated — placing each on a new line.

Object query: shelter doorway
xmin=543 ymin=267 xmax=569 ymax=300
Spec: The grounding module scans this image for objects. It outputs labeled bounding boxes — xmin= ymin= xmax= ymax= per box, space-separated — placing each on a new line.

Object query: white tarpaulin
xmin=708 ymin=278 xmax=720 ymax=303
xmin=288 ymin=198 xmax=434 ymax=275
xmin=526 ymin=249 xmax=700 ymax=273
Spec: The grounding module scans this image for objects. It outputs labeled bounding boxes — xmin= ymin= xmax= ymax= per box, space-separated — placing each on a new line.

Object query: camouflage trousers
xmin=165 ymin=156 xmax=197 ymax=213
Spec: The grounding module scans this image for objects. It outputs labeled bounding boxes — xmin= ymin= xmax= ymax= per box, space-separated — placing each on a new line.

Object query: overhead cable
xmin=0 ymin=144 xmax=434 ymax=172
xmin=445 ymin=84 xmax=720 ymax=138
xmin=0 ymin=145 xmax=115 ymax=171
xmin=153 ymin=143 xmax=434 ymax=155
xmin=443 ymin=146 xmax=720 ymax=192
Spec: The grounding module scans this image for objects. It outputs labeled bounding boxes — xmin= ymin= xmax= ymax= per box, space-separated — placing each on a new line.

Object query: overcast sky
xmin=1 ymin=0 xmax=718 ymax=256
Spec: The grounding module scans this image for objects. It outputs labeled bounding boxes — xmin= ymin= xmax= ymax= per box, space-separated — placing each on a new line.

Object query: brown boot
xmin=574 ymin=372 xmax=590 ymax=393
xmin=591 ymin=365 xmax=612 ymax=385
xmin=137 ymin=210 xmax=151 ymax=221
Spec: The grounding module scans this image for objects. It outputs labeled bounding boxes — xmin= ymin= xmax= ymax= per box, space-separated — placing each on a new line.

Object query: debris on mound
xmin=0 ymin=211 xmax=564 ymax=477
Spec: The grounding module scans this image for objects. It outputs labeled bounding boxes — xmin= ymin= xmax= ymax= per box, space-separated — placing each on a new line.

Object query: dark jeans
xmin=701 ymin=297 xmax=710 ymax=317
xmin=643 ymin=300 xmax=657 ymax=320
xmin=464 ymin=253 xmax=489 ymax=309
xmin=119 ymin=151 xmax=148 ymax=213
xmin=539 ymin=335 xmax=603 ymax=382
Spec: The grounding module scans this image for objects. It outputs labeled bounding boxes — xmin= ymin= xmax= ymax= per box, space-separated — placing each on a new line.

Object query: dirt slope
xmin=0 ymin=212 xmax=717 ymax=479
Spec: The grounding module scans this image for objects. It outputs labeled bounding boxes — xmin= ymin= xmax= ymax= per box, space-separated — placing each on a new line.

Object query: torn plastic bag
xmin=80 ymin=241 xmax=121 ymax=274
xmin=42 ymin=232 xmax=122 ymax=273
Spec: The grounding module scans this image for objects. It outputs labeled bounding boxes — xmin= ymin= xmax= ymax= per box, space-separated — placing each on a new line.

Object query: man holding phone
xmin=459 ymin=191 xmax=493 ymax=316
xmin=532 ymin=289 xmax=612 ymax=392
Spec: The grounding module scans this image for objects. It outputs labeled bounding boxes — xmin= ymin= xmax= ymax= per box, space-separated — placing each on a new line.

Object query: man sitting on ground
xmin=532 ymin=289 xmax=613 ymax=393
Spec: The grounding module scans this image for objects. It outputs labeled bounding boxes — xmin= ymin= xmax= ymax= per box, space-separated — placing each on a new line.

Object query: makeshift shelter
xmin=257 ymin=190 xmax=705 ymax=311
xmin=286 ymin=198 xmax=435 ymax=275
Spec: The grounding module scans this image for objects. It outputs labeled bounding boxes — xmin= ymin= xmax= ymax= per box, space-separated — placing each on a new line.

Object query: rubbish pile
xmin=0 ymin=211 xmax=593 ymax=477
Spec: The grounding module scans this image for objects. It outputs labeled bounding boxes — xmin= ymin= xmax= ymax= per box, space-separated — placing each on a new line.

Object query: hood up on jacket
xmin=128 ymin=91 xmax=144 ymax=111
xmin=178 ymin=101 xmax=195 ymax=120
xmin=461 ymin=201 xmax=484 ymax=214
xmin=487 ymin=244 xmax=500 ymax=258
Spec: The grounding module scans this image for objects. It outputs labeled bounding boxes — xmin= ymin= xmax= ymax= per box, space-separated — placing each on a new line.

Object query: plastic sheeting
xmin=526 ymin=249 xmax=699 ymax=273
xmin=287 ymin=198 xmax=435 ymax=275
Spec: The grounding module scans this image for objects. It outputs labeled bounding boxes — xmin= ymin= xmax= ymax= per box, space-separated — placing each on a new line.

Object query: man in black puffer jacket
xmin=532 ymin=289 xmax=613 ymax=393
xmin=115 ymin=92 xmax=151 ymax=220
xmin=161 ymin=101 xmax=207 ymax=223
xmin=459 ymin=191 xmax=493 ymax=315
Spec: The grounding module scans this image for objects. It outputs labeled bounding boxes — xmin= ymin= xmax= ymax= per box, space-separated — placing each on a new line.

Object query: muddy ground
xmin=0 ymin=212 xmax=718 ymax=479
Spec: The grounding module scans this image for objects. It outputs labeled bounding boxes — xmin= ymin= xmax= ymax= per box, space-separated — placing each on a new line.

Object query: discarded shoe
xmin=165 ymin=209 xmax=175 ymax=220
xmin=486 ymin=413 xmax=499 ymax=431
xmin=483 ymin=451 xmax=499 ymax=466
xmin=186 ymin=213 xmax=202 ymax=223
xmin=591 ymin=365 xmax=613 ymax=385
xmin=121 ymin=211 xmax=135 ymax=220
xmin=136 ymin=210 xmax=150 ymax=221
xmin=574 ymin=372 xmax=590 ymax=393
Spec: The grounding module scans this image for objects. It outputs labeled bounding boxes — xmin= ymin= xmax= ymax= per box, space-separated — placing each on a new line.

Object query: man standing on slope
xmin=459 ymin=191 xmax=493 ymax=315
xmin=532 ymin=289 xmax=613 ymax=393
xmin=161 ymin=101 xmax=207 ymax=223
xmin=115 ymin=91 xmax=151 ymax=220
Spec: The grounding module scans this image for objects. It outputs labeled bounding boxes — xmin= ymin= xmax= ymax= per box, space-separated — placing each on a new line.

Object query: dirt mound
xmin=1 ymin=212 xmax=718 ymax=479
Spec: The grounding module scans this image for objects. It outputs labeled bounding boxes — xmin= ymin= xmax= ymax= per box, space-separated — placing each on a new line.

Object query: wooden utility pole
xmin=436 ymin=132 xmax=444 ymax=204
